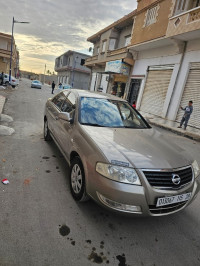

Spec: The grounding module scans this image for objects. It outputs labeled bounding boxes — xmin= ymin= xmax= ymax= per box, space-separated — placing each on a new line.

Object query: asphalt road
xmin=0 ymin=79 xmax=200 ymax=266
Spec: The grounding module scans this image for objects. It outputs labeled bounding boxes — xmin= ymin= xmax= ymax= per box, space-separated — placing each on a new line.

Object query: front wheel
xmin=70 ymin=157 xmax=89 ymax=202
xmin=44 ymin=119 xmax=52 ymax=141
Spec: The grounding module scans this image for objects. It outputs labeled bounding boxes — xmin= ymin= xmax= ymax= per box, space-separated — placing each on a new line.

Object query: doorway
xmin=128 ymin=79 xmax=142 ymax=105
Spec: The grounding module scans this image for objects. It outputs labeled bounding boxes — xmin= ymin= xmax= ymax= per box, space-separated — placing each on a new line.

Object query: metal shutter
xmin=140 ymin=68 xmax=173 ymax=116
xmin=90 ymin=73 xmax=97 ymax=91
xmin=176 ymin=62 xmax=200 ymax=129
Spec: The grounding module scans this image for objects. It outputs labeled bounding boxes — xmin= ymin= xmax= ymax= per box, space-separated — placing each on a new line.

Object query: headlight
xmin=96 ymin=163 xmax=141 ymax=185
xmin=192 ymin=160 xmax=200 ymax=178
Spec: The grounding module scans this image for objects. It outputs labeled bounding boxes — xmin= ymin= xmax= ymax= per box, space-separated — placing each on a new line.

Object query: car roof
xmin=64 ymin=89 xmax=127 ymax=102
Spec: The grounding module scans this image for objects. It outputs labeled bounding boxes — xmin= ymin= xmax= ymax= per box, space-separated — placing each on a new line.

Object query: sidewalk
xmin=148 ymin=117 xmax=200 ymax=141
xmin=0 ymin=95 xmax=6 ymax=116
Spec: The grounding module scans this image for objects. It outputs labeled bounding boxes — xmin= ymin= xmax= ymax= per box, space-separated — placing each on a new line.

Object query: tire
xmin=5 ymin=81 xmax=9 ymax=86
xmin=44 ymin=119 xmax=52 ymax=141
xmin=70 ymin=157 xmax=89 ymax=202
xmin=12 ymin=85 xmax=15 ymax=88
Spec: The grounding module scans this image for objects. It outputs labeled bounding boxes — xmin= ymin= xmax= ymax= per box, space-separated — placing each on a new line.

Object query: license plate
xmin=156 ymin=193 xmax=192 ymax=207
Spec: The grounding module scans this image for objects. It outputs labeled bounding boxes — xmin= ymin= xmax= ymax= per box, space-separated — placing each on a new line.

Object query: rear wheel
xmin=44 ymin=119 xmax=52 ymax=141
xmin=5 ymin=81 xmax=9 ymax=86
xmin=70 ymin=157 xmax=89 ymax=202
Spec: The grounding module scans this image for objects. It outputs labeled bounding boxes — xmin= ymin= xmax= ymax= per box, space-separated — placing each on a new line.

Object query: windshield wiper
xmin=81 ymin=123 xmax=106 ymax=127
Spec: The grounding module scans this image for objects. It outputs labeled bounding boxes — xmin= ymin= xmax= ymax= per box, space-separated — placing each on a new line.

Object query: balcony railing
xmin=107 ymin=47 xmax=127 ymax=57
xmin=85 ymin=55 xmax=98 ymax=62
xmin=188 ymin=6 xmax=200 ymax=22
xmin=166 ymin=6 xmax=200 ymax=38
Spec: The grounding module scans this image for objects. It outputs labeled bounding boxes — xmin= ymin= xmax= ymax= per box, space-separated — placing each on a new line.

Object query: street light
xmin=9 ymin=17 xmax=29 ymax=82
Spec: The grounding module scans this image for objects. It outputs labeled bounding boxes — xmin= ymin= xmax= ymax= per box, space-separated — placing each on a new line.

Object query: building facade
xmin=127 ymin=0 xmax=200 ymax=129
xmin=0 ymin=32 xmax=19 ymax=77
xmin=55 ymin=50 xmax=91 ymax=90
xmin=85 ymin=11 xmax=135 ymax=98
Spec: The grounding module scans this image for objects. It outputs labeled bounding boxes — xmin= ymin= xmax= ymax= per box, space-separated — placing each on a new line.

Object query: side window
xmin=61 ymin=92 xmax=76 ymax=114
xmin=52 ymin=93 xmax=66 ymax=110
xmin=145 ymin=5 xmax=158 ymax=26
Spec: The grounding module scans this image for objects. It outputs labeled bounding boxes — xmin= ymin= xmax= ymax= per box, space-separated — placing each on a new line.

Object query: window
xmin=61 ymin=92 xmax=76 ymax=115
xmin=52 ymin=93 xmax=66 ymax=110
xmin=109 ymin=39 xmax=116 ymax=50
xmin=102 ymin=41 xmax=107 ymax=53
xmin=79 ymin=97 xmax=149 ymax=129
xmin=97 ymin=47 xmax=100 ymax=54
xmin=145 ymin=6 xmax=158 ymax=26
xmin=174 ymin=0 xmax=188 ymax=15
xmin=125 ymin=35 xmax=131 ymax=47
xmin=192 ymin=0 xmax=200 ymax=8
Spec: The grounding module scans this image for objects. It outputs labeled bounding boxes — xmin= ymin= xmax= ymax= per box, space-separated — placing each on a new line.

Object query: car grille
xmin=149 ymin=202 xmax=187 ymax=214
xmin=143 ymin=166 xmax=193 ymax=189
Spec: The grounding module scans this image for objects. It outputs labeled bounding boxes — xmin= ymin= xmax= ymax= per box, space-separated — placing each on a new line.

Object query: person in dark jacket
xmin=178 ymin=100 xmax=193 ymax=130
xmin=51 ymin=81 xmax=55 ymax=94
xmin=0 ymin=72 xmax=4 ymax=85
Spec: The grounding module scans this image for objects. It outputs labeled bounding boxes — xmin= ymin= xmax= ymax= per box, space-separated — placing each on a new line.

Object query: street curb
xmin=150 ymin=121 xmax=200 ymax=142
xmin=0 ymin=95 xmax=6 ymax=115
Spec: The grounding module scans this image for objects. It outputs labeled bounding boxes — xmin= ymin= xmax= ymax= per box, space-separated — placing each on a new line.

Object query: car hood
xmin=82 ymin=126 xmax=193 ymax=169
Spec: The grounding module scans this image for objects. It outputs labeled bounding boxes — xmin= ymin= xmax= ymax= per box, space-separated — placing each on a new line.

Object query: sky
xmin=0 ymin=0 xmax=137 ymax=74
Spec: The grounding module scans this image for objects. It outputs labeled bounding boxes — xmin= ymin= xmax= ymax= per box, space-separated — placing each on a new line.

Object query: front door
xmin=128 ymin=79 xmax=141 ymax=105
xmin=55 ymin=92 xmax=76 ymax=160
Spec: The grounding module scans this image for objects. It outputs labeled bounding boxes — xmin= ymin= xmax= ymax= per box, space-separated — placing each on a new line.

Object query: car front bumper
xmin=87 ymin=170 xmax=200 ymax=216
xmin=31 ymin=85 xmax=41 ymax=88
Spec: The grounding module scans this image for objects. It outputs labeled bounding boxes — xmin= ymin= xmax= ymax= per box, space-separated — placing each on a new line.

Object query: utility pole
xmin=44 ymin=64 xmax=46 ymax=85
xmin=9 ymin=17 xmax=29 ymax=83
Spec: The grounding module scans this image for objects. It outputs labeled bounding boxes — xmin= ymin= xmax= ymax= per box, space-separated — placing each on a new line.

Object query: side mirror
xmin=145 ymin=118 xmax=150 ymax=124
xmin=58 ymin=112 xmax=73 ymax=123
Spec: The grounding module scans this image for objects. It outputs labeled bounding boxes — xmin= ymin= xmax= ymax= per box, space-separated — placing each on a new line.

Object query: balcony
xmin=166 ymin=6 xmax=200 ymax=38
xmin=54 ymin=64 xmax=72 ymax=72
xmin=107 ymin=47 xmax=127 ymax=57
xmin=85 ymin=55 xmax=99 ymax=67
xmin=85 ymin=47 xmax=134 ymax=67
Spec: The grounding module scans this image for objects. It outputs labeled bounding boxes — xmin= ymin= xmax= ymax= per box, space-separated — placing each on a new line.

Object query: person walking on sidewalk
xmin=178 ymin=100 xmax=193 ymax=130
xmin=51 ymin=81 xmax=55 ymax=94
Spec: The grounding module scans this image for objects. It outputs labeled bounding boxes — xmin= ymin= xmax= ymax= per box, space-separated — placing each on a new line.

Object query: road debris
xmin=2 ymin=179 xmax=9 ymax=185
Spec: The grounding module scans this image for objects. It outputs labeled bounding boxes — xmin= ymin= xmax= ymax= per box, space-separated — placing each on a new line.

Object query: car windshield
xmin=33 ymin=81 xmax=39 ymax=83
xmin=79 ymin=97 xmax=149 ymax=129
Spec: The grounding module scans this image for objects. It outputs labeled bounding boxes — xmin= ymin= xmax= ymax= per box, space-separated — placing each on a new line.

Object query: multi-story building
xmin=127 ymin=0 xmax=200 ymax=129
xmin=0 ymin=32 xmax=19 ymax=77
xmin=85 ymin=10 xmax=136 ymax=97
xmin=55 ymin=50 xmax=91 ymax=90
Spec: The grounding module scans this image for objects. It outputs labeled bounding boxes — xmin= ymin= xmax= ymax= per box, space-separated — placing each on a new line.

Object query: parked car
xmin=62 ymin=84 xmax=72 ymax=90
xmin=31 ymin=80 xmax=42 ymax=89
xmin=44 ymin=90 xmax=200 ymax=216
xmin=2 ymin=74 xmax=19 ymax=88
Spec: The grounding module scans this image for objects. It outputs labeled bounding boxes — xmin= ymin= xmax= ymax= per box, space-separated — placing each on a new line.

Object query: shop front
xmin=105 ymin=59 xmax=130 ymax=98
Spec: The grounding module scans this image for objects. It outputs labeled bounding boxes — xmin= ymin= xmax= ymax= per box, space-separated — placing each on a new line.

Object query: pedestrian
xmin=178 ymin=100 xmax=193 ymax=130
xmin=58 ymin=82 xmax=62 ymax=92
xmin=132 ymin=101 xmax=136 ymax=109
xmin=0 ymin=72 xmax=4 ymax=85
xmin=51 ymin=81 xmax=55 ymax=94
xmin=111 ymin=82 xmax=118 ymax=96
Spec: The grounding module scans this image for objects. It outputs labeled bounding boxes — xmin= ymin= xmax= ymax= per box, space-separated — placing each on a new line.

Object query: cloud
xmin=0 ymin=0 xmax=137 ymax=73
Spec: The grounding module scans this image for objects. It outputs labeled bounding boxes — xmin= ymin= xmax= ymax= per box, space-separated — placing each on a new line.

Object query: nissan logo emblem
xmin=172 ymin=174 xmax=181 ymax=185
